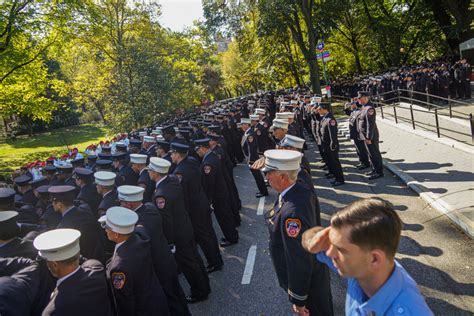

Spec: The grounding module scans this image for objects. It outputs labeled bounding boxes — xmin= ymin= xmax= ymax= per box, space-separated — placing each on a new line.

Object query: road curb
xmin=383 ymin=160 xmax=473 ymax=238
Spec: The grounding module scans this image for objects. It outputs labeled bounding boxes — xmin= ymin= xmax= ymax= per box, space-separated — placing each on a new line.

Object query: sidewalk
xmin=339 ymin=119 xmax=474 ymax=237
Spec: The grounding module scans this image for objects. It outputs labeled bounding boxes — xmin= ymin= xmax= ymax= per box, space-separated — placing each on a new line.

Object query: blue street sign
xmin=317 ymin=42 xmax=324 ymax=51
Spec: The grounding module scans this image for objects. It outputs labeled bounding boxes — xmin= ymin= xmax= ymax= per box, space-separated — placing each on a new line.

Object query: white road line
xmin=257 ymin=196 xmax=266 ymax=215
xmin=241 ymin=245 xmax=257 ymax=285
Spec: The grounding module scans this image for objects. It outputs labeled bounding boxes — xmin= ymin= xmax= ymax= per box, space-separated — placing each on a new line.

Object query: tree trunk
xmin=307 ymin=56 xmax=321 ymax=94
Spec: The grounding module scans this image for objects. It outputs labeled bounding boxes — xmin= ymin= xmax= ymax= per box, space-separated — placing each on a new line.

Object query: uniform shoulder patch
xmin=203 ymin=165 xmax=212 ymax=174
xmin=155 ymin=197 xmax=166 ymax=209
xmin=368 ymin=108 xmax=375 ymax=115
xmin=112 ymin=272 xmax=126 ymax=289
xmin=330 ymin=119 xmax=336 ymax=126
xmin=248 ymin=135 xmax=254 ymax=142
xmin=175 ymin=173 xmax=183 ymax=182
xmin=285 ymin=218 xmax=302 ymax=238
xmin=256 ymin=129 xmax=262 ymax=136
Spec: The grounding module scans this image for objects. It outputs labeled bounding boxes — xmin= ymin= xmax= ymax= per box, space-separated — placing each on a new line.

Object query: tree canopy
xmin=1 ymin=0 xmax=470 ymax=134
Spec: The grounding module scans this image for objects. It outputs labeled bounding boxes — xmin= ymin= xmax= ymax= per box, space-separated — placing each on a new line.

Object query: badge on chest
xmin=285 ymin=218 xmax=302 ymax=238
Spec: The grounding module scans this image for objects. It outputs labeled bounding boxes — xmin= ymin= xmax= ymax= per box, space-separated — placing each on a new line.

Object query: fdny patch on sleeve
xmin=285 ymin=218 xmax=302 ymax=238
xmin=248 ymin=135 xmax=254 ymax=143
xmin=175 ymin=173 xmax=183 ymax=182
xmin=155 ymin=197 xmax=166 ymax=209
xmin=112 ymin=272 xmax=126 ymax=290
xmin=330 ymin=119 xmax=336 ymax=126
xmin=256 ymin=129 xmax=262 ymax=136
xmin=368 ymin=108 xmax=375 ymax=115
xmin=204 ymin=165 xmax=212 ymax=174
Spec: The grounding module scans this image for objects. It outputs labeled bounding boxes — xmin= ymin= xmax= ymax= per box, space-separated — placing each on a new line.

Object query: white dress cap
xmin=290 ymin=100 xmax=298 ymax=105
xmin=282 ymin=111 xmax=295 ymax=119
xmin=240 ymin=118 xmax=251 ymax=125
xmin=0 ymin=210 xmax=18 ymax=222
xmin=271 ymin=119 xmax=289 ymax=130
xmin=143 ymin=136 xmax=155 ymax=143
xmin=117 ymin=185 xmax=144 ymax=202
xmin=94 ymin=171 xmax=116 ymax=186
xmin=100 ymin=206 xmax=138 ymax=234
xmin=249 ymin=114 xmax=260 ymax=121
xmin=281 ymin=134 xmax=305 ymax=149
xmin=262 ymin=149 xmax=302 ymax=172
xmin=130 ymin=154 xmax=147 ymax=164
xmin=254 ymin=108 xmax=266 ymax=115
xmin=148 ymin=157 xmax=171 ymax=173
xmin=275 ymin=113 xmax=289 ymax=120
xmin=139 ymin=131 xmax=147 ymax=137
xmin=33 ymin=229 xmax=81 ymax=261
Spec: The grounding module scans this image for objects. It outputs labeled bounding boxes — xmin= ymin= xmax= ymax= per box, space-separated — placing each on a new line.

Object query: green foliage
xmin=0 ymin=123 xmax=109 ymax=177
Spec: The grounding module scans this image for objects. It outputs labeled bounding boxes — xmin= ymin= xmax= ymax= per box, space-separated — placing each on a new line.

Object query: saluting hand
xmin=292 ymin=304 xmax=310 ymax=316
xmin=250 ymin=157 xmax=265 ymax=170
xmin=301 ymin=226 xmax=331 ymax=254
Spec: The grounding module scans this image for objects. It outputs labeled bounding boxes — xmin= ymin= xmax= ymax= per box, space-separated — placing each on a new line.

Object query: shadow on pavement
xmin=398 ymin=236 xmax=443 ymax=257
xmin=398 ymin=258 xmax=474 ymax=296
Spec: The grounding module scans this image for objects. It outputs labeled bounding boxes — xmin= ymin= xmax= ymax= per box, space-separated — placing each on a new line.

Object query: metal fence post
xmin=380 ymin=105 xmax=384 ymax=119
xmin=427 ymin=90 xmax=430 ymax=109
xmin=397 ymin=88 xmax=400 ymax=104
xmin=470 ymin=113 xmax=474 ymax=144
xmin=435 ymin=109 xmax=440 ymax=138
xmin=410 ymin=105 xmax=415 ymax=130
xmin=448 ymin=95 xmax=452 ymax=118
xmin=393 ymin=106 xmax=398 ymax=124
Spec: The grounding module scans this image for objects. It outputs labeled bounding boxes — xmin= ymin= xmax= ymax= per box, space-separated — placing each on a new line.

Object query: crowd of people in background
xmin=332 ymin=58 xmax=472 ymax=103
xmin=0 ymin=56 xmax=455 ymax=315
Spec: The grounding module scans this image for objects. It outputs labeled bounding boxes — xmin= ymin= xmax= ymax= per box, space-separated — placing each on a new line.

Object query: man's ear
xmin=370 ymin=249 xmax=387 ymax=268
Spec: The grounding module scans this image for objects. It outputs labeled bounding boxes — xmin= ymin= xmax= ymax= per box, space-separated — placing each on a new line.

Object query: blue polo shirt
xmin=316 ymin=252 xmax=433 ymax=315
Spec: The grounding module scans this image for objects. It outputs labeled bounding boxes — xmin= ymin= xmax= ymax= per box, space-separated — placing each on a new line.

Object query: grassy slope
xmin=0 ymin=124 xmax=110 ymax=176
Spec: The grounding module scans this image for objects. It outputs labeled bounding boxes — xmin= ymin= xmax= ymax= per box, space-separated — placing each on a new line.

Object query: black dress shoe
xmin=256 ymin=192 xmax=268 ymax=198
xmin=206 ymin=264 xmax=223 ymax=273
xmin=365 ymin=170 xmax=376 ymax=176
xmin=220 ymin=239 xmax=238 ymax=247
xmin=185 ymin=295 xmax=208 ymax=304
xmin=357 ymin=164 xmax=370 ymax=170
xmin=325 ymin=173 xmax=334 ymax=179
xmin=368 ymin=173 xmax=384 ymax=180
xmin=321 ymin=165 xmax=328 ymax=170
xmin=331 ymin=180 xmax=345 ymax=186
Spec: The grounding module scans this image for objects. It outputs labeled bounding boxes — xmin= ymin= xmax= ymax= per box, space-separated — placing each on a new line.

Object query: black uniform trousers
xmin=354 ymin=138 xmax=369 ymax=166
xmin=213 ymin=197 xmax=239 ymax=242
xmin=189 ymin=208 xmax=223 ymax=267
xmin=322 ymin=145 xmax=344 ymax=182
xmin=175 ymin=239 xmax=210 ymax=299
xmin=366 ymin=141 xmax=384 ymax=174
xmin=305 ymin=262 xmax=334 ymax=315
xmin=250 ymin=166 xmax=268 ymax=195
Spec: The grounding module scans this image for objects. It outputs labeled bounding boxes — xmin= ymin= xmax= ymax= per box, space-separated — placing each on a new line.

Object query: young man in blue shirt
xmin=302 ymin=198 xmax=433 ymax=315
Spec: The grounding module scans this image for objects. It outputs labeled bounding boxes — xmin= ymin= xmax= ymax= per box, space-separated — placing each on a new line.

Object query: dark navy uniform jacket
xmin=153 ymin=175 xmax=194 ymax=247
xmin=43 ymin=259 xmax=113 ymax=316
xmin=137 ymin=169 xmax=155 ymax=203
xmin=0 ymin=238 xmax=37 ymax=259
xmin=201 ymin=151 xmax=230 ymax=202
xmin=320 ymin=113 xmax=339 ymax=151
xmin=348 ymin=107 xmax=363 ymax=140
xmin=57 ymin=206 xmax=103 ymax=261
xmin=0 ymin=258 xmax=41 ymax=316
xmin=173 ymin=157 xmax=210 ymax=216
xmin=266 ymin=182 xmax=328 ymax=310
xmin=241 ymin=128 xmax=259 ymax=164
xmin=134 ymin=203 xmax=188 ymax=316
xmin=18 ymin=189 xmax=38 ymax=206
xmin=119 ymin=165 xmax=138 ymax=186
xmin=357 ymin=101 xmax=379 ymax=142
xmin=107 ymin=234 xmax=169 ymax=316
xmin=76 ymin=183 xmax=102 ymax=215
xmin=97 ymin=189 xmax=119 ymax=217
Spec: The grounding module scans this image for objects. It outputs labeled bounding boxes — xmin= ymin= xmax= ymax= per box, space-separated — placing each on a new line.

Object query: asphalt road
xmin=184 ymin=134 xmax=473 ymax=315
